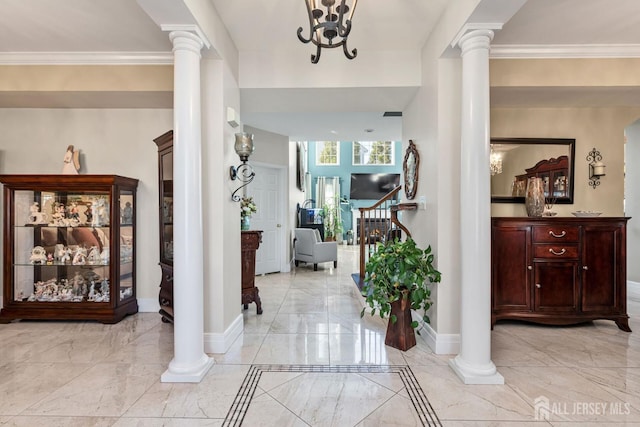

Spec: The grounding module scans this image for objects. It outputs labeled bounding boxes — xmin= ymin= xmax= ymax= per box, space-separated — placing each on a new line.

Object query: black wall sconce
xmin=586 ymin=147 xmax=606 ymax=189
xmin=230 ymin=132 xmax=255 ymax=201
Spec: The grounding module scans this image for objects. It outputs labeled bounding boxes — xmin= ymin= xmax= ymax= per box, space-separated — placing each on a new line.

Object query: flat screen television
xmin=349 ymin=173 xmax=400 ymax=200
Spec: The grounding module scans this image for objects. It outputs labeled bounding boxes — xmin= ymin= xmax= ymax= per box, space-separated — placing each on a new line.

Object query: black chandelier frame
xmin=297 ymin=0 xmax=358 ymax=64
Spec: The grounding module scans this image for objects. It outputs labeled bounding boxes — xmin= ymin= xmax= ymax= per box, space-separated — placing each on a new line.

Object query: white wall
xmin=201 ymin=58 xmax=244 ymax=349
xmin=401 ymin=0 xmax=481 ymax=348
xmin=0 ymin=108 xmax=173 ymax=306
xmin=245 ymin=125 xmax=289 ymax=167
xmin=626 ymin=120 xmax=640 ymax=283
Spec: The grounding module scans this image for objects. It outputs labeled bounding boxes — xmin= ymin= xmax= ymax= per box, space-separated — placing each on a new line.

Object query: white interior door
xmin=249 ymin=164 xmax=284 ymax=275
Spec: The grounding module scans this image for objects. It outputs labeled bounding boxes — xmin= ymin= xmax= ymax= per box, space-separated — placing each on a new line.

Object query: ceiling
xmin=1 ymin=0 xmax=639 ymax=141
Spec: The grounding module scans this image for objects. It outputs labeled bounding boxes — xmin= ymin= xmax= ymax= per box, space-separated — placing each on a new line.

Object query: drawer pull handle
xmin=549 ymin=248 xmax=566 ymax=256
xmin=527 ymin=265 xmax=533 ymax=270
xmin=583 ymin=266 xmax=588 ymax=270
xmin=549 ymin=230 xmax=566 ymax=238
xmin=535 ymin=284 xmax=541 ymax=289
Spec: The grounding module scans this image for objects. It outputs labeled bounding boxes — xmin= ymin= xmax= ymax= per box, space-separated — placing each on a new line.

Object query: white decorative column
xmin=162 ymin=30 xmax=214 ymax=383
xmin=449 ymin=29 xmax=504 ymax=384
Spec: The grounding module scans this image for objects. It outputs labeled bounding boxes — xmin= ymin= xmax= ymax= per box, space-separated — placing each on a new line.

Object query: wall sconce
xmin=230 ymin=132 xmax=255 ymax=201
xmin=586 ymin=147 xmax=605 ymax=189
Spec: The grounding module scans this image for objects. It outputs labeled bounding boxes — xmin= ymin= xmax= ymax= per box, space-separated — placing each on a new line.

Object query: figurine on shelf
xmin=60 ymin=247 xmax=72 ymax=264
xmin=71 ymin=272 xmax=84 ymax=297
xmin=54 ymin=244 xmax=65 ymax=262
xmin=62 ymin=144 xmax=80 ymax=175
xmin=88 ymin=282 xmax=96 ymax=301
xmin=91 ymin=198 xmax=109 ymax=227
xmin=84 ymin=204 xmax=93 ymax=225
xmin=50 ymin=202 xmax=66 ymax=226
xmin=30 ymin=246 xmax=47 ymax=264
xmin=72 ymin=247 xmax=87 ymax=265
xmin=28 ymin=202 xmax=48 ymax=224
xmin=66 ymin=202 xmax=80 ymax=226
xmin=100 ymin=248 xmax=110 ymax=264
xmin=121 ymin=201 xmax=133 ymax=224
xmin=87 ymin=246 xmax=100 ymax=264
xmin=101 ymin=279 xmax=109 ymax=295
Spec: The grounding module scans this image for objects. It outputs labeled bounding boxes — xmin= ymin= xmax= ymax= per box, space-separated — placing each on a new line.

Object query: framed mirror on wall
xmin=403 ymin=140 xmax=419 ymax=200
xmin=490 ymin=137 xmax=576 ymax=204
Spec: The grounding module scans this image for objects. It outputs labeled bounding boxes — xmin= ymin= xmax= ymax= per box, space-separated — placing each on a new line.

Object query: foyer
xmin=0 ymin=245 xmax=639 ymax=425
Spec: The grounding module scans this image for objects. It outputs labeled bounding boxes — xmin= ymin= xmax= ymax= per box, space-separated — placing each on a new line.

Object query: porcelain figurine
xmin=87 ymin=246 xmax=100 ymax=264
xmin=28 ymin=202 xmax=48 ymax=224
xmin=30 ymin=246 xmax=47 ymax=264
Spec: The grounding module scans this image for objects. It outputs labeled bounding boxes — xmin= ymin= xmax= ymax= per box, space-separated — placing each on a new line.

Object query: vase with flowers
xmin=240 ymin=196 xmax=257 ymax=230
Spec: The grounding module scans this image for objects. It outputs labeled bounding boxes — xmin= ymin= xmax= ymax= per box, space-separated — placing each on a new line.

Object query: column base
xmin=449 ymin=355 xmax=504 ymax=385
xmin=161 ymin=354 xmax=215 ymax=383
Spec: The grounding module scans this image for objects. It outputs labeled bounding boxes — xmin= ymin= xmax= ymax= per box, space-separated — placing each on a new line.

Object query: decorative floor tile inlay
xmin=223 ymin=364 xmax=441 ymax=427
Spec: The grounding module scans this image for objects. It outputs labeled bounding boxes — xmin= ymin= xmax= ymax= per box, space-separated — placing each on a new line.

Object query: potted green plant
xmin=360 ymin=238 xmax=441 ymax=351
xmin=321 ymin=200 xmax=343 ymax=242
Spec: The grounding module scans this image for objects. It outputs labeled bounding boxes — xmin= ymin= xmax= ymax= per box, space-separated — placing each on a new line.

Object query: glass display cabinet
xmin=0 ymin=175 xmax=138 ymax=324
xmin=154 ymin=130 xmax=174 ymax=323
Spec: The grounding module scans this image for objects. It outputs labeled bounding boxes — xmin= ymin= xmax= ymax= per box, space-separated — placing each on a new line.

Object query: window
xmin=353 ymin=141 xmax=394 ymax=165
xmin=316 ymin=141 xmax=340 ymax=165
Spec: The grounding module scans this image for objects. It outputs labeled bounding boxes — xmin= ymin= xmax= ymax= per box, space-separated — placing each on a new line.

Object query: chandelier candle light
xmin=490 ymin=149 xmax=503 ymax=176
xmin=297 ymin=0 xmax=358 ymax=64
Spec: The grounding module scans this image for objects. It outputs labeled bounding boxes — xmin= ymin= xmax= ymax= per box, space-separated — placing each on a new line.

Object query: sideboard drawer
xmin=534 ymin=244 xmax=579 ymax=259
xmin=533 ymin=225 xmax=579 ymax=243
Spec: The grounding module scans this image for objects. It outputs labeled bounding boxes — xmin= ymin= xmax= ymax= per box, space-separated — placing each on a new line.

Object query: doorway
xmin=624 ymin=120 xmax=640 ymax=296
xmin=249 ymin=164 xmax=286 ymax=275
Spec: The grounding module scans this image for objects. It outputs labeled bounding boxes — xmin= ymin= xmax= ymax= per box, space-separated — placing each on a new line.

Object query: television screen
xmin=349 ymin=173 xmax=400 ymax=200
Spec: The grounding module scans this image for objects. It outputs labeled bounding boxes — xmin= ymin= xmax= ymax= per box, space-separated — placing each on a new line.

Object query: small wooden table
xmin=241 ymin=230 xmax=263 ymax=314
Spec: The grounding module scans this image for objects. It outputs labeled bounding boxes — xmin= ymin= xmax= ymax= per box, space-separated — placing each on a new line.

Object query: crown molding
xmin=490 ymin=44 xmax=640 ymax=59
xmin=0 ymin=52 xmax=174 ymax=65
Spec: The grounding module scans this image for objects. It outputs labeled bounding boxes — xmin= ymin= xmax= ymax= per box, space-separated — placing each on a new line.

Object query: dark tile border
xmin=223 ymin=364 xmax=441 ymax=426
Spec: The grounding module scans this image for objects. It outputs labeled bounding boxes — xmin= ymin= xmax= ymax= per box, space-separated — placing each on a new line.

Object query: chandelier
xmin=490 ymin=149 xmax=503 ymax=176
xmin=297 ymin=0 xmax=358 ymax=64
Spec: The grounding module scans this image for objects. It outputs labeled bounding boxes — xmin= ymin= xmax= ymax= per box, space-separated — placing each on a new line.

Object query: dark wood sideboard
xmin=241 ymin=230 xmax=263 ymax=314
xmin=491 ymin=217 xmax=631 ymax=331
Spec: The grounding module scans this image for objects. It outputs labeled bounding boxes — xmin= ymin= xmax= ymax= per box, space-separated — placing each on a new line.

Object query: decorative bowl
xmin=572 ymin=211 xmax=602 ymax=217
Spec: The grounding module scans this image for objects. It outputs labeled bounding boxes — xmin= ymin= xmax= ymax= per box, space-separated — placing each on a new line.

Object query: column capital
xmin=169 ymin=30 xmax=206 ymax=56
xmin=451 ymin=24 xmax=499 ymax=51
xmin=456 ymin=29 xmax=494 ymax=56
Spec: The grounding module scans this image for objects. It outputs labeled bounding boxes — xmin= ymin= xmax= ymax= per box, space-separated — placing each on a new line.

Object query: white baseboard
xmin=137 ymin=298 xmax=160 ymax=313
xmin=204 ymin=313 xmax=244 ymax=354
xmin=418 ymin=322 xmax=460 ymax=355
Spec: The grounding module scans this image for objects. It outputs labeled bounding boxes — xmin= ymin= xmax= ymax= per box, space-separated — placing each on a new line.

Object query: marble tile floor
xmin=0 ymin=245 xmax=639 ymax=426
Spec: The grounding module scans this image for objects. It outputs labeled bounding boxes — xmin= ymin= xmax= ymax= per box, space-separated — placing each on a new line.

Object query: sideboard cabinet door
xmin=581 ymin=224 xmax=625 ymax=316
xmin=533 ymin=261 xmax=578 ymax=313
xmin=491 ymin=224 xmax=532 ymax=316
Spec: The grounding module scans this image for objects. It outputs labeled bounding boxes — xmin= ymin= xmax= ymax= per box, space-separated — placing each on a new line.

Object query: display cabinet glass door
xmin=160 ymin=150 xmax=173 ymax=265
xmin=119 ymin=190 xmax=135 ymax=301
xmin=12 ymin=189 xmax=112 ymax=303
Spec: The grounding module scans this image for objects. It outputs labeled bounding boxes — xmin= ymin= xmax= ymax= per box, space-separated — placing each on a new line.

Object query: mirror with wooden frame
xmin=490 ymin=137 xmax=575 ymax=204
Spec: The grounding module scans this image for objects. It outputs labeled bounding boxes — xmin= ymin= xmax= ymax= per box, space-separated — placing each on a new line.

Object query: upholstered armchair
xmin=294 ymin=228 xmax=338 ymax=271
